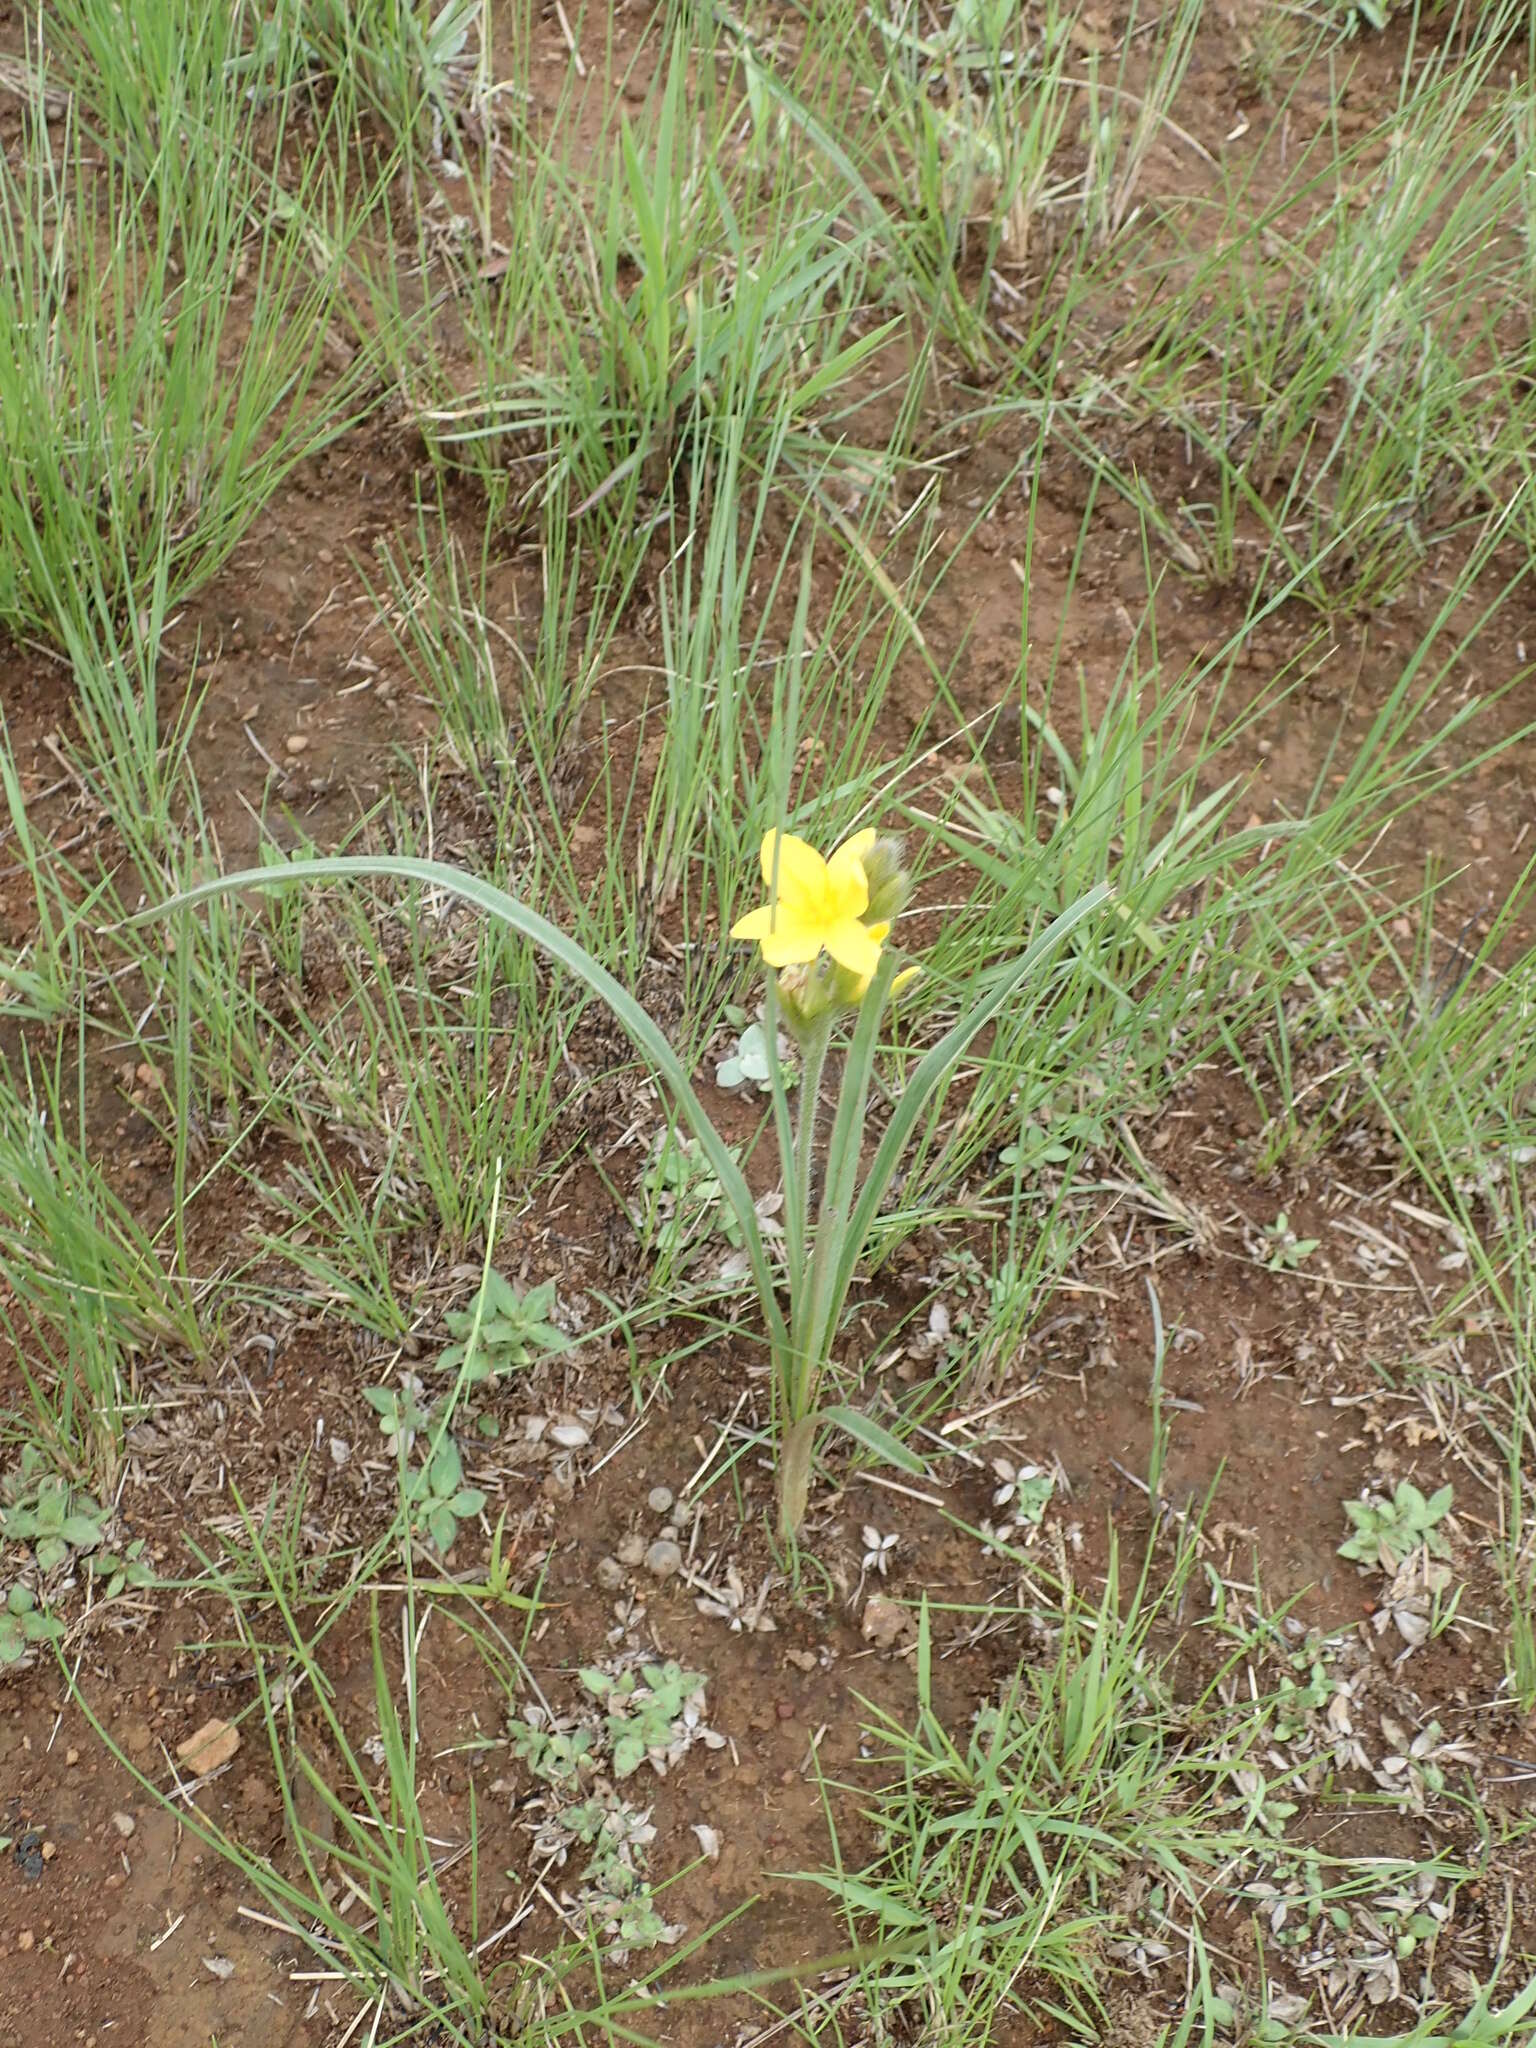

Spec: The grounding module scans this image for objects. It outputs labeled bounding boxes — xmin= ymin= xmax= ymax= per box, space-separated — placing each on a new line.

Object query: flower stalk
xmin=732 ymin=828 xmax=920 ymax=1543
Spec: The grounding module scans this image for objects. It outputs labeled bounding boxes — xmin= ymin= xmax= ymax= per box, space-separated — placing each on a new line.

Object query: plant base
xmin=778 ymin=1413 xmax=816 ymax=1545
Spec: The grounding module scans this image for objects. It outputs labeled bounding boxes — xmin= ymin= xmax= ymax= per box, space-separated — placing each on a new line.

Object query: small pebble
xmin=616 ymin=1534 xmax=647 ymax=1568
xmin=659 ymin=1524 xmax=678 ymax=1542
xmin=284 ymin=733 xmax=309 ymax=756
xmin=64 ymin=1748 xmax=79 ymax=1767
xmin=109 ymin=1812 xmax=135 ymax=1840
xmin=15 ymin=1931 xmax=32 ymax=1952
xmin=646 ymin=1486 xmax=674 ymax=1515
xmin=40 ymin=1842 xmax=56 ymax=1863
xmin=548 ymin=1421 xmax=590 ymax=1450
xmin=644 ymin=1539 xmax=683 ymax=1579
xmin=595 ymin=1556 xmax=627 ymax=1592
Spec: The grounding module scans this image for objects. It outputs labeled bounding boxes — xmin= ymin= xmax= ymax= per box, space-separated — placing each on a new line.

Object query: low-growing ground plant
xmin=0 ymin=1586 xmax=63 ymax=1668
xmin=403 ymin=1434 xmax=487 ymax=1558
xmin=1339 ymin=1481 xmax=1456 ymax=1572
xmin=437 ymin=1269 xmax=569 ymax=1382
xmin=1 ymin=1451 xmax=109 ymax=1572
xmin=509 ymin=1657 xmax=715 ymax=1953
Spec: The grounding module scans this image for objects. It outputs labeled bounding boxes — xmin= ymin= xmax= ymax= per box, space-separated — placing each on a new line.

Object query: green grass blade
xmin=137 ymin=855 xmax=789 ymax=1355
xmin=828 ymin=884 xmax=1112 ymax=1319
xmin=820 ymin=1403 xmax=927 ymax=1477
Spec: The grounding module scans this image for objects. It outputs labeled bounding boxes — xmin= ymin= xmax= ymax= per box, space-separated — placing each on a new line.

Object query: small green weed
xmin=1 ymin=1454 xmax=109 ymax=1572
xmin=403 ymin=1436 xmax=487 ymax=1558
xmin=437 ymin=1270 xmax=568 ymax=1383
xmin=364 ymin=1377 xmax=432 ymax=1460
xmin=577 ymin=1661 xmax=708 ymax=1781
xmin=1338 ymin=1480 xmax=1455 ymax=1571
xmin=540 ymin=1797 xmax=676 ymax=1952
xmin=0 ymin=1586 xmax=64 ymax=1667
xmin=88 ymin=1540 xmax=155 ymax=1602
xmin=1260 ymin=1211 xmax=1322 ymax=1273
xmin=999 ymin=1100 xmax=1113 ymax=1173
xmin=508 ymin=1657 xmax=714 ymax=1955
xmin=638 ymin=1131 xmax=748 ymax=1278
xmin=983 ymin=1460 xmax=1055 ymax=1548
xmin=715 ymin=1010 xmax=797 ymax=1094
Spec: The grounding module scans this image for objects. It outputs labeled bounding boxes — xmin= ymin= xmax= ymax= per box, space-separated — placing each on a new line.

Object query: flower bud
xmin=775 ymin=959 xmax=837 ymax=1038
xmin=860 ymin=835 xmax=912 ymax=925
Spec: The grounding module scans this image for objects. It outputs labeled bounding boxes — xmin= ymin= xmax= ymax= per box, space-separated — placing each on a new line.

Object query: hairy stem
xmin=793 ymin=1020 xmax=832 ymax=1290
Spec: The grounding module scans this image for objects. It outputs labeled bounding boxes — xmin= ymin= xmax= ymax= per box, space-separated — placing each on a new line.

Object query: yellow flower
xmin=847 ymin=938 xmax=922 ymax=1005
xmin=731 ymin=828 xmax=882 ymax=979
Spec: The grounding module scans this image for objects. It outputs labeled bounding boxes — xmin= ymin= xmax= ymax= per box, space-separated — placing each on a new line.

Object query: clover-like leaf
xmin=430 ymin=1437 xmax=464 ymax=1497
xmin=611 ymin=1732 xmax=647 ymax=1779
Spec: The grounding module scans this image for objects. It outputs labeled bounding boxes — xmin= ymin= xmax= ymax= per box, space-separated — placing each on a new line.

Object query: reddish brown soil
xmin=2 ymin=5 xmax=1535 ymax=2047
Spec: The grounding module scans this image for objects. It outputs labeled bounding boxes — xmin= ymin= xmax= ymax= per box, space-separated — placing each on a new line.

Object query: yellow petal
xmin=850 ymin=957 xmax=918 ymax=1005
xmin=823 ymin=915 xmax=881 ymax=978
xmin=759 ymin=830 xmax=827 ymax=915
xmin=759 ymin=917 xmax=826 ymax=967
xmin=836 ymin=827 xmax=878 ymax=866
xmin=730 ymin=904 xmax=777 ymax=942
xmin=824 ymin=838 xmax=871 ymax=921
xmin=844 ymin=921 xmax=890 ymax=994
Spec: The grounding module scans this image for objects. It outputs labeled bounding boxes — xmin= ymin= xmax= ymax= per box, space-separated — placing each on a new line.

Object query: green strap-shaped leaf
xmin=763 ymin=975 xmax=804 ymax=1303
xmin=820 ymin=1402 xmax=926 ymax=1477
xmin=137 ymin=854 xmax=789 ymax=1357
xmin=798 ymin=948 xmax=899 ymax=1386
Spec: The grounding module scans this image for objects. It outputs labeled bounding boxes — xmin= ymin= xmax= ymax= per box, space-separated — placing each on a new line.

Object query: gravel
xmin=644 ymin=1538 xmax=683 ymax=1579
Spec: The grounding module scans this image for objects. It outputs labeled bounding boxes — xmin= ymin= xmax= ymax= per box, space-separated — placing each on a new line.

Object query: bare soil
xmin=2 ymin=5 xmax=1535 ymax=2046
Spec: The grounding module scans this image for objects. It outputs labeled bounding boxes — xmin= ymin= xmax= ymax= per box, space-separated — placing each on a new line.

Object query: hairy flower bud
xmin=860 ymin=836 xmax=912 ymax=926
